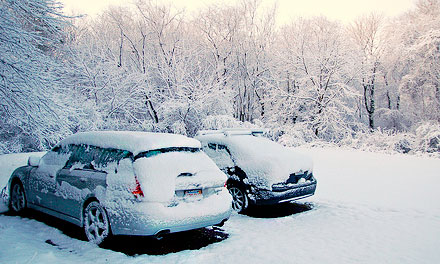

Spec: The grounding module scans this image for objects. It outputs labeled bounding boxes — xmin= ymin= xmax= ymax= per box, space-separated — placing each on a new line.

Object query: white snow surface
xmin=57 ymin=131 xmax=200 ymax=156
xmin=197 ymin=134 xmax=313 ymax=188
xmin=1 ymin=147 xmax=440 ymax=263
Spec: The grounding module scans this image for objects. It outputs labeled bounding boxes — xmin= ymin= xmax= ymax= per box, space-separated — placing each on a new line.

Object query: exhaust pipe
xmin=154 ymin=229 xmax=170 ymax=240
xmin=214 ymin=219 xmax=227 ymax=227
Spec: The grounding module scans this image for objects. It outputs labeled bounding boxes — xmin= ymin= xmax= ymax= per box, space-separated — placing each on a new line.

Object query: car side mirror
xmin=28 ymin=156 xmax=41 ymax=167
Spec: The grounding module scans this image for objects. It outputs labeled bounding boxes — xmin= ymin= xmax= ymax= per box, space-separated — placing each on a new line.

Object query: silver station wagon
xmin=7 ymin=131 xmax=232 ymax=245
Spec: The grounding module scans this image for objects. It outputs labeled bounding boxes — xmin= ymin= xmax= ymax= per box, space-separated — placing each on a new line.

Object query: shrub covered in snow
xmin=414 ymin=121 xmax=440 ymax=153
xmin=267 ymin=124 xmax=318 ymax=147
xmin=201 ymin=115 xmax=260 ymax=131
xmin=264 ymin=120 xmax=440 ymax=157
xmin=374 ymin=108 xmax=411 ymax=132
xmin=339 ymin=130 xmax=416 ymax=154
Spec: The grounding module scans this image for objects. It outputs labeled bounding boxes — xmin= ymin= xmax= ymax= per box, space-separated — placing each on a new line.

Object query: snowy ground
xmin=0 ymin=148 xmax=439 ymax=263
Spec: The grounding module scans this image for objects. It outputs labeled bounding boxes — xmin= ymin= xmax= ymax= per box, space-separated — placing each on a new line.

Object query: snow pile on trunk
xmin=133 ymin=151 xmax=227 ymax=202
xmin=174 ymin=169 xmax=225 ymax=190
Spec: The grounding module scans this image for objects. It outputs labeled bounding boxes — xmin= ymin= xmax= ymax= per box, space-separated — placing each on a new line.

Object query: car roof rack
xmin=196 ymin=128 xmax=266 ymax=137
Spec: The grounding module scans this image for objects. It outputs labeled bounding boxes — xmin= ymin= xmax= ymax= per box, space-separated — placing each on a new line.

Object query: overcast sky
xmin=60 ymin=0 xmax=416 ymax=25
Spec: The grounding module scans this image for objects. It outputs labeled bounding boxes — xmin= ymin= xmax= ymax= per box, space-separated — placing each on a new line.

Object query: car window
xmin=40 ymin=146 xmax=69 ymax=167
xmin=202 ymin=143 xmax=234 ymax=169
xmin=63 ymin=144 xmax=132 ymax=171
xmin=97 ymin=148 xmax=132 ymax=166
xmin=37 ymin=146 xmax=71 ymax=177
xmin=64 ymin=144 xmax=100 ymax=170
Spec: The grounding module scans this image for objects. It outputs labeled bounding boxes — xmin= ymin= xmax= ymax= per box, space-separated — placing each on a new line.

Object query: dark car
xmin=196 ymin=129 xmax=317 ymax=213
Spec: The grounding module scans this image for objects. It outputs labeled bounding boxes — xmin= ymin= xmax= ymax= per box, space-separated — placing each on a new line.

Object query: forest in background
xmin=1 ymin=0 xmax=439 ymax=155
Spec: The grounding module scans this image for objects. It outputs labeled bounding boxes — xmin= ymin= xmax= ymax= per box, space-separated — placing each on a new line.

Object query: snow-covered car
xmin=6 ymin=131 xmax=232 ymax=245
xmin=196 ymin=129 xmax=317 ymax=213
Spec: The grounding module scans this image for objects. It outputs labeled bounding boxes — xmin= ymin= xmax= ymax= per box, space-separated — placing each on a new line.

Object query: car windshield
xmin=133 ymin=147 xmax=200 ymax=160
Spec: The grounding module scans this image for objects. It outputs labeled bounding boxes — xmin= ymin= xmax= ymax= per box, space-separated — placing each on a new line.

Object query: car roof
xmin=195 ymin=129 xmax=267 ymax=147
xmin=57 ymin=131 xmax=200 ymax=156
xmin=196 ymin=128 xmax=265 ymax=137
xmin=196 ymin=133 xmax=275 ymax=149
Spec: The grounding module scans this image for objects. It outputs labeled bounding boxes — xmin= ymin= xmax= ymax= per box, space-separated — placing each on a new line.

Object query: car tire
xmin=228 ymin=185 xmax=249 ymax=213
xmin=9 ymin=181 xmax=26 ymax=213
xmin=83 ymin=201 xmax=110 ymax=245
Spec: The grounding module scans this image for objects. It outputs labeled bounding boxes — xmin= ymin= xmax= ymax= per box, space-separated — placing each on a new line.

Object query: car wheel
xmin=83 ymin=201 xmax=110 ymax=245
xmin=10 ymin=182 xmax=26 ymax=213
xmin=228 ymin=186 xmax=248 ymax=213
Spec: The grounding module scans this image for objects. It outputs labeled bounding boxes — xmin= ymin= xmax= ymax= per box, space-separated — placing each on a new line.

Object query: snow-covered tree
xmin=381 ymin=0 xmax=440 ymax=126
xmin=0 ymin=0 xmax=71 ymax=152
xmin=348 ymin=13 xmax=385 ymax=130
xmin=268 ymin=17 xmax=360 ymax=141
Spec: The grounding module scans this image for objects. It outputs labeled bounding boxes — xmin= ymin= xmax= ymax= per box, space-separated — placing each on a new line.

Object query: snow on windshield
xmin=58 ymin=131 xmax=200 ymax=156
xmin=133 ymin=150 xmax=227 ymax=202
xmin=198 ymin=134 xmax=313 ymax=188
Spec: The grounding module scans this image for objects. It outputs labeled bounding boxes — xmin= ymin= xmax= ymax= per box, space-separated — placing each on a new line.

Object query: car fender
xmin=8 ymin=166 xmax=34 ymax=193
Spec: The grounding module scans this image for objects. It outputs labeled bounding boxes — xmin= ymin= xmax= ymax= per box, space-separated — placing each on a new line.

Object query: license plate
xmin=185 ymin=189 xmax=202 ymax=196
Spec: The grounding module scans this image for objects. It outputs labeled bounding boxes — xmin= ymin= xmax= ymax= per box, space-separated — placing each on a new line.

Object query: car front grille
xmin=272 ymin=171 xmax=314 ymax=192
xmin=286 ymin=171 xmax=311 ymax=183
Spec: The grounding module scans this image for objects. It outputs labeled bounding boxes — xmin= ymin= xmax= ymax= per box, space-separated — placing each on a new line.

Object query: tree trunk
xmin=363 ymin=83 xmax=375 ymax=130
xmin=145 ymin=94 xmax=158 ymax=123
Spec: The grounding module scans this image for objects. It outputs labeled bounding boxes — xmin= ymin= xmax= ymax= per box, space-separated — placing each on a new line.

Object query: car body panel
xmin=55 ymin=168 xmax=107 ymax=219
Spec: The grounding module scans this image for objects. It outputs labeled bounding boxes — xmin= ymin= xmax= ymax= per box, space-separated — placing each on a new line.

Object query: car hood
xmin=235 ymin=146 xmax=313 ymax=188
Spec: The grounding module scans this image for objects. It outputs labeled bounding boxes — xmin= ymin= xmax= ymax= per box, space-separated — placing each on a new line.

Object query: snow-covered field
xmin=0 ymin=148 xmax=439 ymax=263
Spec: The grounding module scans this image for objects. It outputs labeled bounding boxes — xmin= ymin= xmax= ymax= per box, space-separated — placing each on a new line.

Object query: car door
xmin=28 ymin=146 xmax=70 ymax=210
xmin=54 ymin=145 xmax=107 ymax=219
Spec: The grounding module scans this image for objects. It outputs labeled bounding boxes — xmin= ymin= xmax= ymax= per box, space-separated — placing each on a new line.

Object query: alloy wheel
xmin=229 ymin=186 xmax=248 ymax=213
xmin=84 ymin=201 xmax=110 ymax=245
xmin=10 ymin=183 xmax=26 ymax=212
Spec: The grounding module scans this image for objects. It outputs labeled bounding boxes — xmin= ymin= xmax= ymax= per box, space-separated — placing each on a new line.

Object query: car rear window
xmin=133 ymin=147 xmax=200 ymax=160
xmin=63 ymin=144 xmax=132 ymax=170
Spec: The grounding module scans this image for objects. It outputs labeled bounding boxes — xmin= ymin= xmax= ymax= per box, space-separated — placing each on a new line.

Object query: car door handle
xmin=79 ymin=178 xmax=87 ymax=183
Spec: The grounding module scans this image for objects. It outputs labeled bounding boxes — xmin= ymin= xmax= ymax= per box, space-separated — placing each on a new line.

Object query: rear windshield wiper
xmin=134 ymin=147 xmax=200 ymax=160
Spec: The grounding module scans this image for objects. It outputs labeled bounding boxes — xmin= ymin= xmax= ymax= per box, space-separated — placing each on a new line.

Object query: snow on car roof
xmin=197 ymin=128 xmax=266 ymax=136
xmin=58 ymin=131 xmax=201 ymax=156
xmin=196 ymin=133 xmax=285 ymax=155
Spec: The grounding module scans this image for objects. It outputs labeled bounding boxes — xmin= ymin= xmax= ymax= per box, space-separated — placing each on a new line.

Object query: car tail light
xmin=224 ymin=181 xmax=227 ymax=188
xmin=132 ymin=177 xmax=144 ymax=198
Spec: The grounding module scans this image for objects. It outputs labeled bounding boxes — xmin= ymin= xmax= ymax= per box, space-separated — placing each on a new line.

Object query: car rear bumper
xmin=108 ymin=189 xmax=232 ymax=236
xmin=252 ymin=180 xmax=317 ymax=205
xmin=111 ymin=209 xmax=231 ymax=237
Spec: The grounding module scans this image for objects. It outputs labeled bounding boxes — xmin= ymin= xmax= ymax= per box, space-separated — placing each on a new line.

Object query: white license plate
xmin=185 ymin=189 xmax=202 ymax=197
